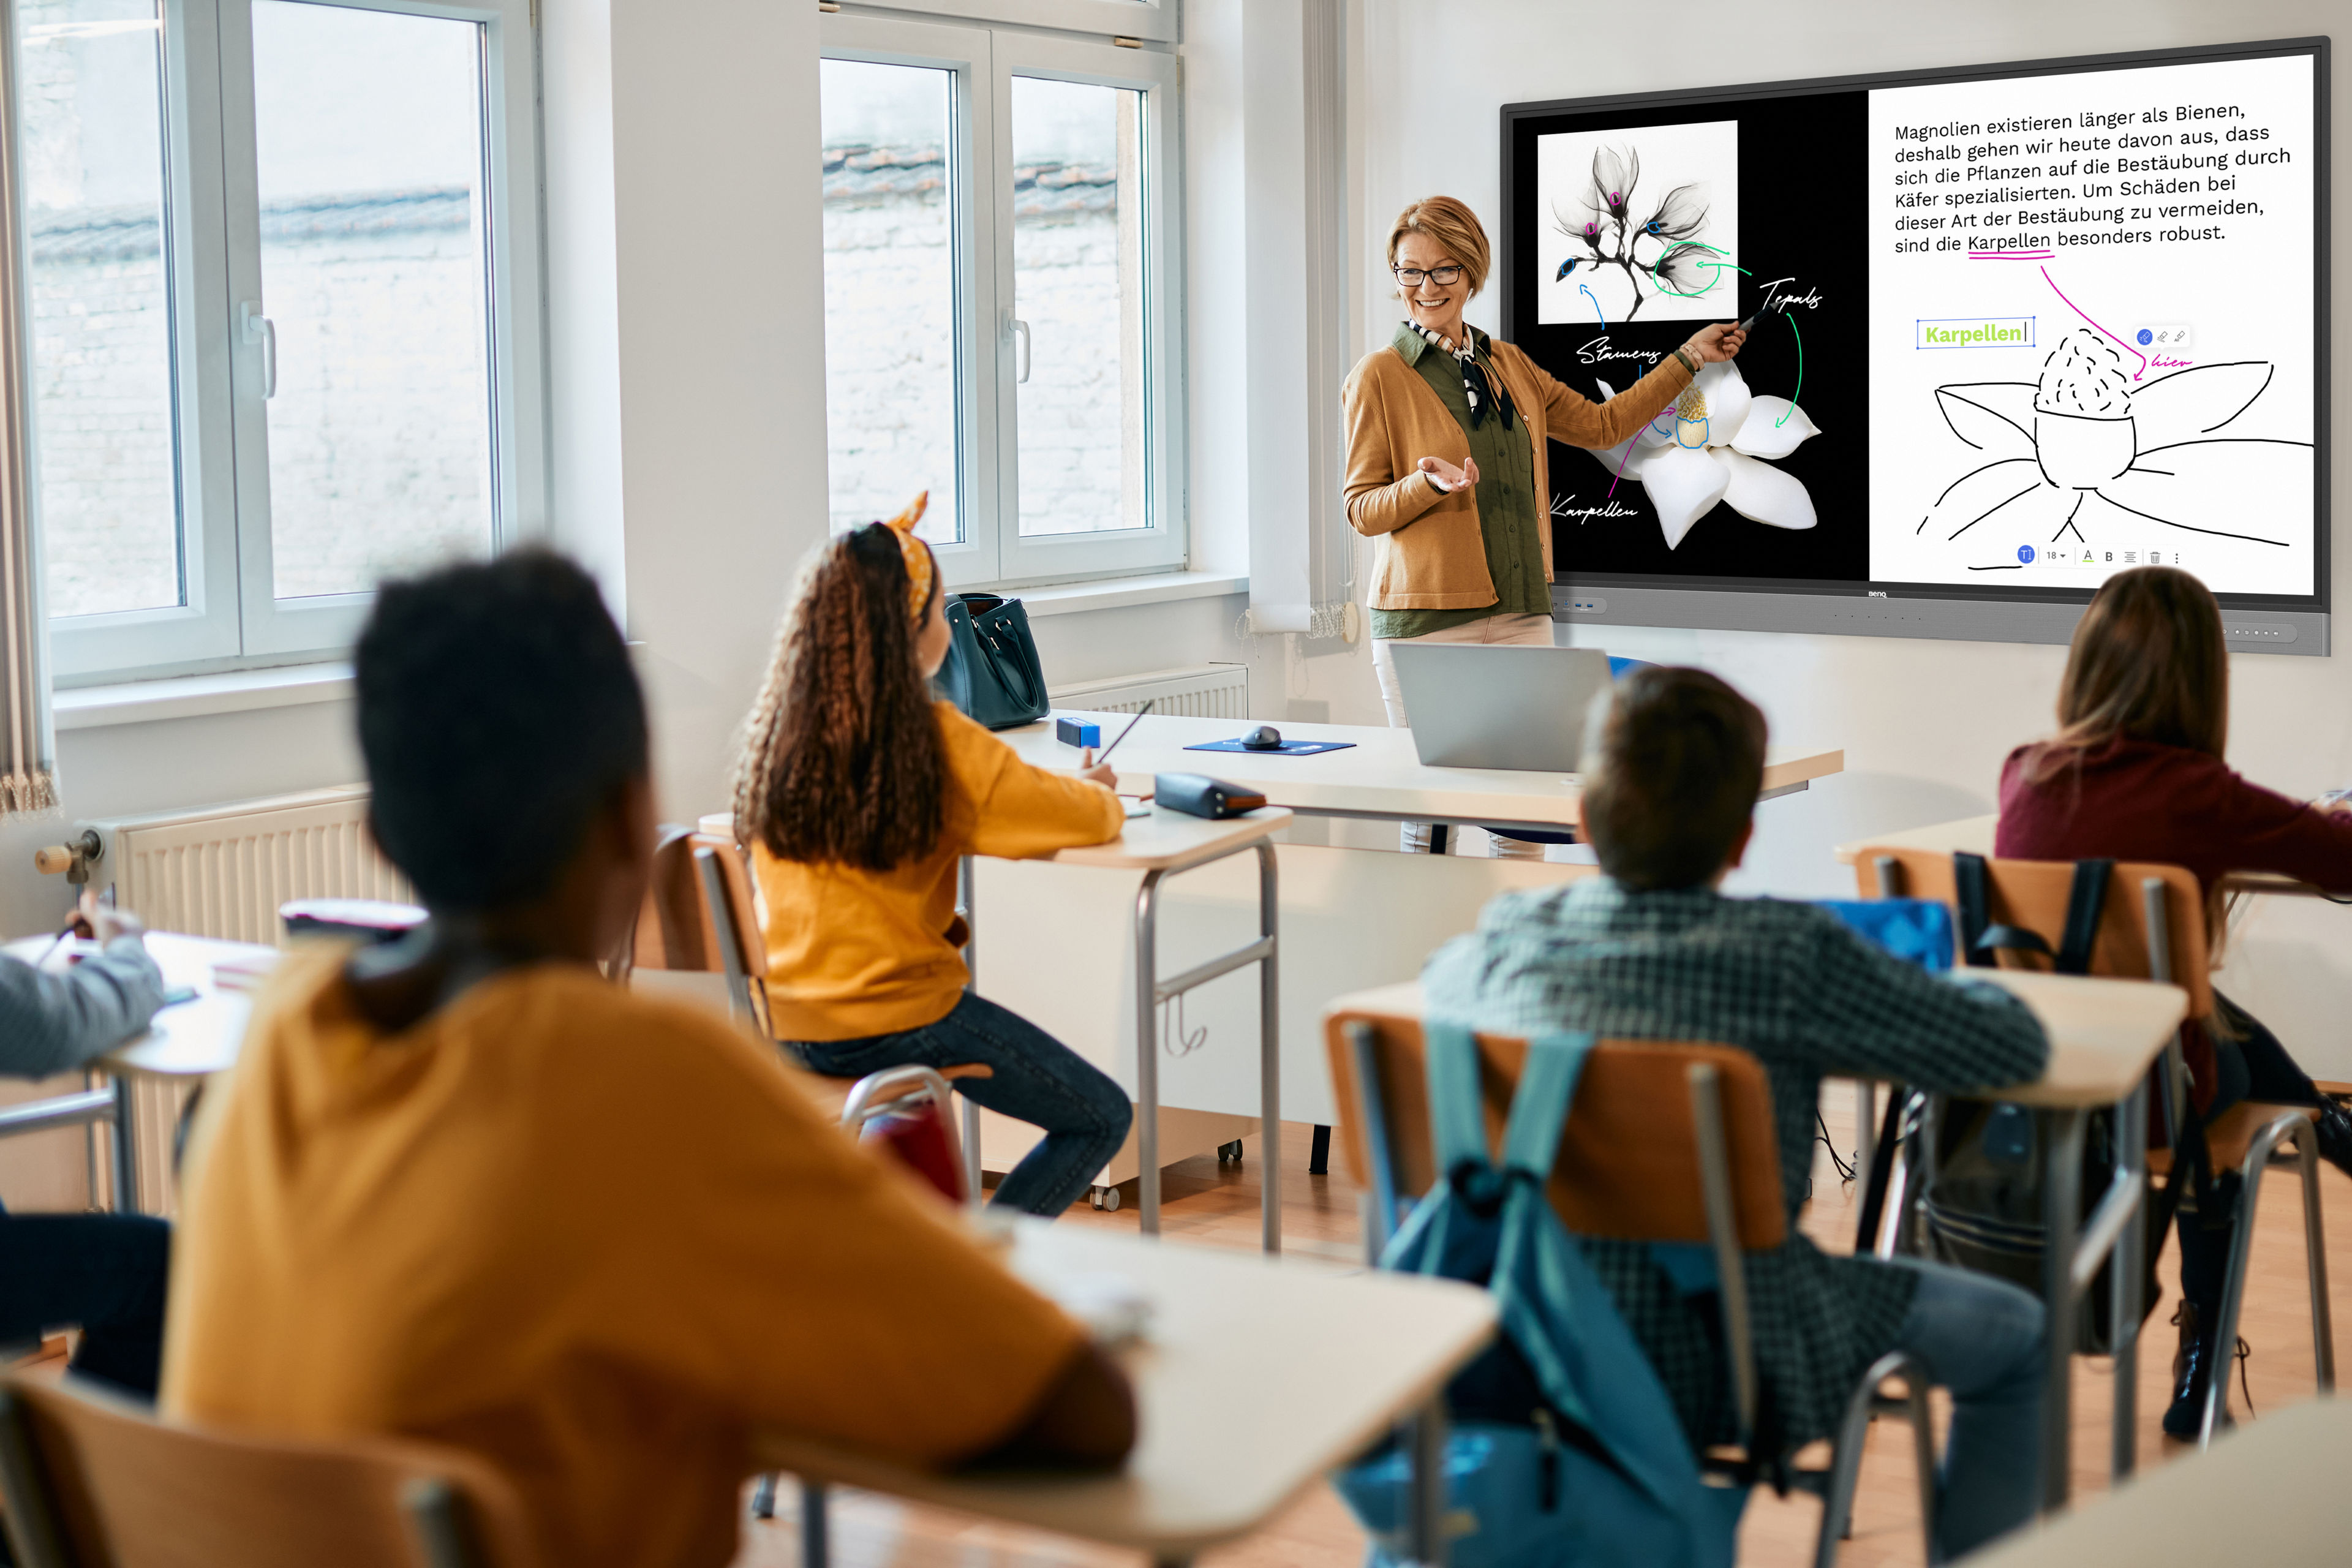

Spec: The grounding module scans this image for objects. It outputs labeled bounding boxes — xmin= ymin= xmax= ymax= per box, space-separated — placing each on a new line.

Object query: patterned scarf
xmin=1405 ymin=320 xmax=1517 ymax=432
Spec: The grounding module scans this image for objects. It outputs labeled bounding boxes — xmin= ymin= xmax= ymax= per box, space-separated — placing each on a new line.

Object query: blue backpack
xmin=1333 ymin=1024 xmax=1745 ymax=1568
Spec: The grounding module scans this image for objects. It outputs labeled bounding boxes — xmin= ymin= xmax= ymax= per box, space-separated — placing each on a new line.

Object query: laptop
xmin=1387 ymin=643 xmax=1615 ymax=772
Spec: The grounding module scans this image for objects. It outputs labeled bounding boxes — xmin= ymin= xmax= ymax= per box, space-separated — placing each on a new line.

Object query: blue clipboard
xmin=1183 ymin=737 xmax=1357 ymax=757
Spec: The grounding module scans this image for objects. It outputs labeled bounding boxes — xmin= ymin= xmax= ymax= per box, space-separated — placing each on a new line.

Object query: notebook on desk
xmin=1387 ymin=643 xmax=1615 ymax=772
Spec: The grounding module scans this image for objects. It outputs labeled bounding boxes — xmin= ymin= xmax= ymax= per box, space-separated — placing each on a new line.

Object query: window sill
xmin=53 ymin=663 xmax=354 ymax=732
xmin=1010 ymin=570 xmax=1248 ymax=619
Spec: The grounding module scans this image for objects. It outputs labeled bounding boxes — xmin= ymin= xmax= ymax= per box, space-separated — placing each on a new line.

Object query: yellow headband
xmin=881 ymin=492 xmax=934 ymax=622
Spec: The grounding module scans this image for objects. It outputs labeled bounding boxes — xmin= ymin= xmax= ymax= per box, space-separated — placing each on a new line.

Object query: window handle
xmin=1013 ymin=318 xmax=1031 ymax=384
xmin=239 ymin=301 xmax=276 ymax=399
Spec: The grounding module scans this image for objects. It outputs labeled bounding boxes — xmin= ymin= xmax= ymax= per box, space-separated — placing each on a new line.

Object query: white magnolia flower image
xmin=1920 ymin=328 xmax=2309 ymax=556
xmin=1589 ymin=359 xmax=1820 ymax=550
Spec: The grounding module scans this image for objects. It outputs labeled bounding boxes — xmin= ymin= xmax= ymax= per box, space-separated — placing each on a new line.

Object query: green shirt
xmin=1370 ymin=322 xmax=1553 ymax=641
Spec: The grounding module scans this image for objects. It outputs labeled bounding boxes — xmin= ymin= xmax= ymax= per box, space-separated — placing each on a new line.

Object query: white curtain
xmin=0 ymin=0 xmax=54 ymax=818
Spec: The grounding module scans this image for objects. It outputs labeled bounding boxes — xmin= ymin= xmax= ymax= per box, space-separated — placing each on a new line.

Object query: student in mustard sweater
xmin=737 ymin=500 xmax=1132 ymax=1216
xmin=167 ymin=551 xmax=1132 ymax=1568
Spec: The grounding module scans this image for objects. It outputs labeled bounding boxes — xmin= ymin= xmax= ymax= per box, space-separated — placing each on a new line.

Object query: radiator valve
xmin=32 ymin=829 xmax=102 ymax=886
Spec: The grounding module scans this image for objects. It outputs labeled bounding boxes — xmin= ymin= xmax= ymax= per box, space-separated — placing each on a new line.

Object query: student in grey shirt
xmin=1425 ymin=667 xmax=2051 ymax=1560
xmin=0 ymin=903 xmax=172 ymax=1397
xmin=1 ymin=909 xmax=166 ymax=1076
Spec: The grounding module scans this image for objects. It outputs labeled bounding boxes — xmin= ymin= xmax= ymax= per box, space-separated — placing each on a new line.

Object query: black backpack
xmin=1918 ymin=853 xmax=2182 ymax=1354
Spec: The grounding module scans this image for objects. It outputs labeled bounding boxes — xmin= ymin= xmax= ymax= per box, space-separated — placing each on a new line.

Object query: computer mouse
xmin=1242 ymin=725 xmax=1283 ymax=750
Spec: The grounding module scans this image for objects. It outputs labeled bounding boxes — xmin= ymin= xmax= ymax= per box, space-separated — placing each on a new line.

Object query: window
xmin=19 ymin=0 xmax=543 ymax=681
xmin=820 ymin=13 xmax=1181 ymax=589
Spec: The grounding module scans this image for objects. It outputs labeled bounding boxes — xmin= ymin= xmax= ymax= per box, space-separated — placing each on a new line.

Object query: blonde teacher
xmin=1344 ymin=195 xmax=1746 ymax=856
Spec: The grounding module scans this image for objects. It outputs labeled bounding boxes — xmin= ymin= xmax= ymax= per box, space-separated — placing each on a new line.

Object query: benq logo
xmin=1868 ymin=590 xmax=1888 ymax=598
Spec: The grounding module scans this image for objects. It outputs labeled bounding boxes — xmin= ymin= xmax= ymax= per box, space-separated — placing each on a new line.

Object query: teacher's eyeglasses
xmin=1392 ymin=264 xmax=1464 ymax=287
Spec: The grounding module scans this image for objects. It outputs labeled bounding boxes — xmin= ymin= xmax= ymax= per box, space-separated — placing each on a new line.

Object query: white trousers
xmin=1370 ymin=612 xmax=1556 ymax=858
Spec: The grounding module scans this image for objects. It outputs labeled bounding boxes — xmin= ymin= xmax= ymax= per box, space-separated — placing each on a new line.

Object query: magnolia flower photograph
xmin=1534 ymin=118 xmax=1740 ymax=326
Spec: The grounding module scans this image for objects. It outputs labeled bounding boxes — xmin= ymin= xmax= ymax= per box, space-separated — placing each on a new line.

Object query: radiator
xmin=85 ymin=784 xmax=405 ymax=1213
xmin=1047 ymin=663 xmax=1250 ymax=720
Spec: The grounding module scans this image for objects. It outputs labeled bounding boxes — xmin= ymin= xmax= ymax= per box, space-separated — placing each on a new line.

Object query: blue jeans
xmin=1885 ymin=1256 xmax=2045 ymax=1559
xmin=790 ymin=992 xmax=1131 ymax=1216
xmin=0 ymin=1203 xmax=171 ymax=1398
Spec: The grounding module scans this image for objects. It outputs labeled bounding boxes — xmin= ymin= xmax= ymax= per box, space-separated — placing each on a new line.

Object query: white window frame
xmin=847 ymin=0 xmax=1175 ymax=47
xmin=820 ymin=11 xmax=1185 ymax=590
xmin=42 ymin=0 xmax=545 ymax=683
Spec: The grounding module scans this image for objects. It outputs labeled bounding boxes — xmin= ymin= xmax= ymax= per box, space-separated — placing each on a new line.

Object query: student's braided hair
xmin=734 ymin=525 xmax=950 ymax=872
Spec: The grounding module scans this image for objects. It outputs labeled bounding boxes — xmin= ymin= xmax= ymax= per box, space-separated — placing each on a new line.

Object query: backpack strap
xmin=1953 ymin=852 xmax=1997 ymax=969
xmin=1500 ymin=1033 xmax=1596 ymax=1181
xmin=2054 ymin=859 xmax=2113 ymax=975
xmin=1422 ymin=1021 xmax=1494 ymax=1180
xmin=1956 ymin=852 xmax=2113 ymax=974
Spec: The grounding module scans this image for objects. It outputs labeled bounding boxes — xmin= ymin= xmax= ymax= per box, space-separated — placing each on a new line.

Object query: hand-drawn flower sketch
xmin=1588 ymin=358 xmax=1819 ymax=549
xmin=1920 ymin=328 xmax=2312 ymax=562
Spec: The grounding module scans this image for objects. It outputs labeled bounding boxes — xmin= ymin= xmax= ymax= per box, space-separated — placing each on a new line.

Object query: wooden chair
xmin=1854 ymin=846 xmax=2334 ymax=1442
xmin=624 ymin=827 xmax=993 ymax=1117
xmin=641 ymin=827 xmax=994 ymax=1550
xmin=1324 ymin=1008 xmax=1936 ymax=1567
xmin=0 ymin=1373 xmax=535 ymax=1568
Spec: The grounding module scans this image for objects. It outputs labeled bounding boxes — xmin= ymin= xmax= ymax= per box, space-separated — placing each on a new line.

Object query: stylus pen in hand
xmin=1081 ymin=699 xmax=1154 ymax=771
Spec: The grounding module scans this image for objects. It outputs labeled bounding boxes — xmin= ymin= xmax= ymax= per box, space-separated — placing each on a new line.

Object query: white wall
xmin=543 ymin=0 xmax=830 ymax=824
xmin=1361 ymin=0 xmax=2352 ymax=1069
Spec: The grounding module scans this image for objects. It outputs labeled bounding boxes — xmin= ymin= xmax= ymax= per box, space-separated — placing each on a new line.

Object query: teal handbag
xmin=935 ymin=593 xmax=1049 ymax=730
xmin=1334 ymin=1023 xmax=1744 ymax=1568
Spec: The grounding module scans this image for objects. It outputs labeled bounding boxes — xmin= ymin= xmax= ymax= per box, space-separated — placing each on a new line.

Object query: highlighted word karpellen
xmin=1917 ymin=315 xmax=2036 ymax=350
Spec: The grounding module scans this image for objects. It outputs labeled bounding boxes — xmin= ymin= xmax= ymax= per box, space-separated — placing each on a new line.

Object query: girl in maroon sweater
xmin=1997 ymin=565 xmax=2352 ymax=1437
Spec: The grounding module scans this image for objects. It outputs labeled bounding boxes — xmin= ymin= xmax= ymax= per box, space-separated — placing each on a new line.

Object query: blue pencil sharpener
xmin=1055 ymin=716 xmax=1102 ymax=749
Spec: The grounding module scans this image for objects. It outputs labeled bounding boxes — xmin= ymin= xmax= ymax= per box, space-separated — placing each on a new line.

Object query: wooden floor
xmin=734 ymin=1091 xmax=2348 ymax=1567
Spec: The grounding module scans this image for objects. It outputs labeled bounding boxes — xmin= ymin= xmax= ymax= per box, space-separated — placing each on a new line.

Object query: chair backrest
xmin=1853 ymin=848 xmax=2212 ymax=1019
xmin=630 ymin=827 xmax=764 ymax=978
xmin=1322 ymin=1008 xmax=1787 ymax=1250
xmin=0 ymin=1374 xmax=536 ymax=1568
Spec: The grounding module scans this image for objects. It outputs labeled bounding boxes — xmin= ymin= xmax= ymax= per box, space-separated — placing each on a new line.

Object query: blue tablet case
xmin=1183 ymin=738 xmax=1357 ymax=757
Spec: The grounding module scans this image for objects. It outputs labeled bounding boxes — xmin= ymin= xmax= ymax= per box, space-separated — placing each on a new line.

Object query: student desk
xmin=737 ymin=717 xmax=1839 ymax=1219
xmin=1972 ymin=1393 xmax=2352 ymax=1565
xmin=1 ymin=930 xmax=275 ymax=1214
xmin=752 ymin=1219 xmax=1498 ymax=1568
xmin=1321 ymin=967 xmax=2187 ymax=1516
xmin=1834 ymin=812 xmax=2348 ymax=899
xmin=702 ymin=805 xmax=1291 ymax=1249
xmin=1006 ymin=710 xmax=1845 ymax=839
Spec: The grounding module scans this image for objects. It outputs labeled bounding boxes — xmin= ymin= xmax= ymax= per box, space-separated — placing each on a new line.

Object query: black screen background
xmin=1506 ymin=90 xmax=1872 ymax=585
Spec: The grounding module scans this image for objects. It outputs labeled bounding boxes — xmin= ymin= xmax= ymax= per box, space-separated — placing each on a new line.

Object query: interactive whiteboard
xmin=1501 ymin=39 xmax=2331 ymax=653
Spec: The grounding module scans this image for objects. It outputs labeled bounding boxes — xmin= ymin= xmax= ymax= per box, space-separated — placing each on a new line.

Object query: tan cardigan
xmin=1341 ymin=338 xmax=1695 ymax=610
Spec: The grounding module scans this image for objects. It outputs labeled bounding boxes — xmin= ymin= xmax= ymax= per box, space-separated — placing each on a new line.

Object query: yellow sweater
xmin=163 ymin=954 xmax=1082 ymax=1568
xmin=755 ymin=701 xmax=1124 ymax=1041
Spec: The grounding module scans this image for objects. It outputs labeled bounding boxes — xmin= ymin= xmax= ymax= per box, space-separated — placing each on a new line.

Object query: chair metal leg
xmin=1406 ymin=1395 xmax=1449 ymax=1567
xmin=1855 ymin=1079 xmax=1876 ymax=1194
xmin=961 ymin=1096 xmax=983 ymax=1207
xmin=1309 ymin=1123 xmax=1331 ymax=1175
xmin=2037 ymin=1109 xmax=2086 ymax=1510
xmin=1256 ymin=840 xmax=1280 ymax=1256
xmin=2297 ymin=1125 xmax=2335 ymax=1392
xmin=1814 ymin=1351 xmax=1937 ymax=1568
xmin=801 ymin=1479 xmax=829 ymax=1567
xmin=750 ymin=1471 xmax=777 ymax=1520
xmin=2110 ymin=1077 xmax=2149 ymax=1480
xmin=110 ymin=1073 xmax=139 ymax=1215
xmin=1134 ymin=871 xmax=1166 ymax=1236
xmin=1899 ymin=1360 xmax=1940 ymax=1567
xmin=2201 ymin=1111 xmax=2323 ymax=1446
